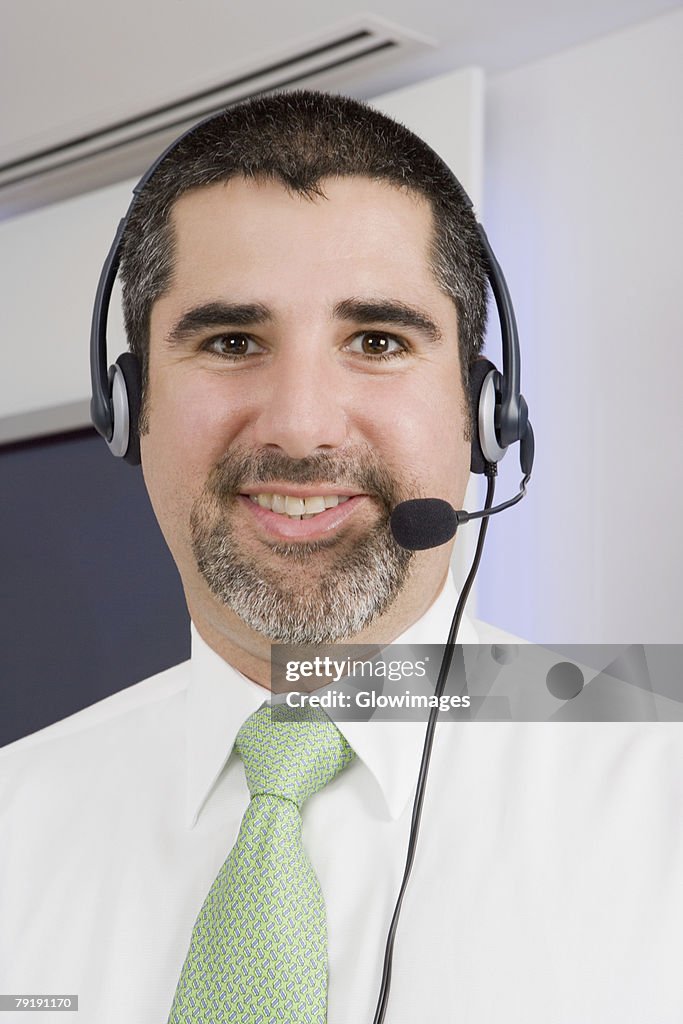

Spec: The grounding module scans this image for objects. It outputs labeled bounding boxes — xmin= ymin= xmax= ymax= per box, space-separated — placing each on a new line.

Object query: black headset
xmin=89 ymin=106 xmax=534 ymax=483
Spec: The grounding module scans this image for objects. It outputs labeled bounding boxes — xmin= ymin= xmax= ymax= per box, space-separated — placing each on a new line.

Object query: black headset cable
xmin=371 ymin=466 xmax=498 ymax=1024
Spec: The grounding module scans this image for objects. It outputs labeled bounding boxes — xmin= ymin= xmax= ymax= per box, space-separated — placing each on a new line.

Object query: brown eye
xmin=363 ymin=333 xmax=391 ymax=354
xmin=205 ymin=334 xmax=262 ymax=356
xmin=348 ymin=332 xmax=404 ymax=357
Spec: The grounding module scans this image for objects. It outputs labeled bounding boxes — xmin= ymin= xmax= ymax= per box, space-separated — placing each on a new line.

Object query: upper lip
xmin=239 ymin=485 xmax=364 ymax=499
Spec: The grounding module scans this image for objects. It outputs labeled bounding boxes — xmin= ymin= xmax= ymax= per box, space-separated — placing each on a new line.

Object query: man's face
xmin=142 ymin=175 xmax=471 ymax=645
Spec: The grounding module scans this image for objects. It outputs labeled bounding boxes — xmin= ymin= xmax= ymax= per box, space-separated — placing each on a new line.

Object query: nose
xmin=251 ymin=345 xmax=349 ymax=459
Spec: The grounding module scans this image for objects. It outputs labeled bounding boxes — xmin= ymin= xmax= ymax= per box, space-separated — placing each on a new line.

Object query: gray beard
xmin=189 ymin=447 xmax=414 ymax=644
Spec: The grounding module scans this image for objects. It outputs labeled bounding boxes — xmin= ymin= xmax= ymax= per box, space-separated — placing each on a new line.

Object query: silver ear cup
xmin=478 ymin=369 xmax=508 ymax=464
xmin=107 ymin=363 xmax=130 ymax=458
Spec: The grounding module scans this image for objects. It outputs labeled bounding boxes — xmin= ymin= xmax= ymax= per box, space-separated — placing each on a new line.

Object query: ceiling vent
xmin=0 ymin=16 xmax=433 ymax=217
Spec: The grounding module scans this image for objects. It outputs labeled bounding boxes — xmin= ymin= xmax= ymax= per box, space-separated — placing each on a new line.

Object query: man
xmin=1 ymin=91 xmax=681 ymax=1024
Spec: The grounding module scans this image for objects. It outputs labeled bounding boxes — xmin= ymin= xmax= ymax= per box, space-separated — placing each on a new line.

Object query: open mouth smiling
xmin=237 ymin=487 xmax=369 ymax=540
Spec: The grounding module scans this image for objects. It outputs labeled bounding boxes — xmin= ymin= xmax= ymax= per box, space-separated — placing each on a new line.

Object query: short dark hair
xmin=120 ymin=89 xmax=488 ymax=431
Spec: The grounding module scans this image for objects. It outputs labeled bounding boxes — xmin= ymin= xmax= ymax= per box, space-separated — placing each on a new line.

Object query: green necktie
xmin=168 ymin=703 xmax=355 ymax=1023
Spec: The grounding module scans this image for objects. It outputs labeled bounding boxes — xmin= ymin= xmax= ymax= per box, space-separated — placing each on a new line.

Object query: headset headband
xmin=89 ymin=101 xmax=532 ymax=474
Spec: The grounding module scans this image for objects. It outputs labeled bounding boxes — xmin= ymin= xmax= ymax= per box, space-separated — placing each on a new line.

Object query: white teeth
xmin=245 ymin=492 xmax=354 ymax=519
xmin=284 ymin=496 xmax=306 ymax=516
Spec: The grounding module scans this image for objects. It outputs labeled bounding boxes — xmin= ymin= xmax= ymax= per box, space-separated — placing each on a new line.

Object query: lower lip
xmin=237 ymin=494 xmax=367 ymax=541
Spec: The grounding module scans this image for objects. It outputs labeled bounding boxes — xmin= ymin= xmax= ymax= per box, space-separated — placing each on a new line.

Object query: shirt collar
xmin=185 ymin=573 xmax=479 ymax=828
xmin=185 ymin=633 xmax=267 ymax=828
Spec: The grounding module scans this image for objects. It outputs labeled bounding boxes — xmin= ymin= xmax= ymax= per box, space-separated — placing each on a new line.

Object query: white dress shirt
xmin=1 ymin=575 xmax=682 ymax=1024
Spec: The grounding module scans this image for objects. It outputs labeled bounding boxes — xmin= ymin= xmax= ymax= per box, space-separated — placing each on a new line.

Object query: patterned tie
xmin=168 ymin=703 xmax=355 ymax=1023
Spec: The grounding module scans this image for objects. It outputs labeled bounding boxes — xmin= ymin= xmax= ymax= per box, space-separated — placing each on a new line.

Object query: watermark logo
xmin=270 ymin=643 xmax=683 ymax=722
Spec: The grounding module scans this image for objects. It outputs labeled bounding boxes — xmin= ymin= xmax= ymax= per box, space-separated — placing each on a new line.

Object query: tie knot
xmin=235 ymin=704 xmax=355 ymax=808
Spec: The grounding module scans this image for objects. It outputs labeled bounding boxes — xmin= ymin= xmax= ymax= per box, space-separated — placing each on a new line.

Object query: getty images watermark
xmin=269 ymin=643 xmax=683 ymax=722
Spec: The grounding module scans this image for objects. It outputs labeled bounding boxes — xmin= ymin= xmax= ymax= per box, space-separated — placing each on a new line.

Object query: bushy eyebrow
xmin=333 ymin=298 xmax=443 ymax=344
xmin=165 ymin=302 xmax=273 ymax=344
xmin=165 ymin=297 xmax=443 ymax=345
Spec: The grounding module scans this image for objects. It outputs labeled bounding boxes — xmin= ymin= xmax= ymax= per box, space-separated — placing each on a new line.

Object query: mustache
xmin=206 ymin=446 xmax=406 ymax=510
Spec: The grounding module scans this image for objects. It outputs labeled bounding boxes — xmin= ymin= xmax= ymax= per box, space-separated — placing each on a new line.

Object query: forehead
xmin=166 ymin=175 xmax=440 ymax=300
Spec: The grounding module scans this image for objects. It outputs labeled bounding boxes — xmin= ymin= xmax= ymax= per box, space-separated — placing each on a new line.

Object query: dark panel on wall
xmin=0 ymin=429 xmax=190 ymax=748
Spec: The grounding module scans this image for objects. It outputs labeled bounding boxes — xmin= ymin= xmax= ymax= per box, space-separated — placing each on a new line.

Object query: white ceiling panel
xmin=1 ymin=0 xmax=678 ymax=212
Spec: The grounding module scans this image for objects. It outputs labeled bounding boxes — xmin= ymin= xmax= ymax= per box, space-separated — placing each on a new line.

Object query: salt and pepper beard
xmin=190 ymin=447 xmax=415 ymax=644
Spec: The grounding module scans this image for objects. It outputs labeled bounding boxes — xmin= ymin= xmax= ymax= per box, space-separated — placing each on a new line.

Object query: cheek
xmin=140 ymin=370 xmax=250 ymax=545
xmin=145 ymin=370 xmax=248 ymax=471
xmin=351 ymin=377 xmax=470 ymax=501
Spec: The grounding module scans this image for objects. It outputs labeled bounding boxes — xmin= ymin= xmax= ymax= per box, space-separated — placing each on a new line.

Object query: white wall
xmin=480 ymin=9 xmax=683 ymax=642
xmin=0 ymin=179 xmax=133 ymax=438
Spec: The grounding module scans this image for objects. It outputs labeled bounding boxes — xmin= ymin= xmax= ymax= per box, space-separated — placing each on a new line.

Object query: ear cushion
xmin=115 ymin=352 xmax=142 ymax=466
xmin=469 ymin=357 xmax=498 ymax=474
